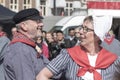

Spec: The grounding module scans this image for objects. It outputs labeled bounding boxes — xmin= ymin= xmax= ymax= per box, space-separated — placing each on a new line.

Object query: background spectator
xmin=35 ymin=36 xmax=49 ymax=58
xmin=0 ymin=25 xmax=10 ymax=80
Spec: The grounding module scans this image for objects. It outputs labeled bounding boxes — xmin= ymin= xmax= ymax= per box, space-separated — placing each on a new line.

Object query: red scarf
xmin=10 ymin=32 xmax=36 ymax=48
xmin=67 ymin=46 xmax=117 ymax=80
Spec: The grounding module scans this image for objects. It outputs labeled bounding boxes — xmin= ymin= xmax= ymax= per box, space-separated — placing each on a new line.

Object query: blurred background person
xmin=66 ymin=28 xmax=75 ymax=41
xmin=42 ymin=30 xmax=47 ymax=42
xmin=56 ymin=30 xmax=72 ymax=49
xmin=11 ymin=27 xmax=17 ymax=35
xmin=101 ymin=29 xmax=120 ymax=56
xmin=10 ymin=27 xmax=17 ymax=40
xmin=35 ymin=36 xmax=49 ymax=59
xmin=52 ymin=30 xmax=58 ymax=42
xmin=72 ymin=27 xmax=81 ymax=46
xmin=45 ymin=32 xmax=56 ymax=60
xmin=0 ymin=25 xmax=10 ymax=80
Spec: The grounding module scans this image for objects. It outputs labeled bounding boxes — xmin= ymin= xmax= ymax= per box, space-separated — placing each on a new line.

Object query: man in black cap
xmin=3 ymin=8 xmax=49 ymax=80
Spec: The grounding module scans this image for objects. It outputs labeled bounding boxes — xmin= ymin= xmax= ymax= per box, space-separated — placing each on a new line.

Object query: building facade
xmin=0 ymin=0 xmax=87 ymax=16
xmin=0 ymin=0 xmax=36 ymax=12
xmin=0 ymin=0 xmax=120 ymax=16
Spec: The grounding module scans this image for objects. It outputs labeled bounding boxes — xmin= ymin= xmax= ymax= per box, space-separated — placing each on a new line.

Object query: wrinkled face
xmin=79 ymin=20 xmax=95 ymax=46
xmin=23 ymin=19 xmax=43 ymax=39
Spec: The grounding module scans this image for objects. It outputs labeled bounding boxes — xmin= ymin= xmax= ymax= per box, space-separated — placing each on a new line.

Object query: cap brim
xmin=27 ymin=15 xmax=44 ymax=20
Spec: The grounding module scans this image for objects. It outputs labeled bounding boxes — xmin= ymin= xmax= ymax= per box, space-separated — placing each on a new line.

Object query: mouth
xmin=80 ymin=39 xmax=85 ymax=42
xmin=80 ymin=35 xmax=85 ymax=39
xmin=80 ymin=36 xmax=86 ymax=42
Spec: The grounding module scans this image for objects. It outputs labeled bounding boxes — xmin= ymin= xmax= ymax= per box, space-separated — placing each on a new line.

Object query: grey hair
xmin=15 ymin=23 xmax=21 ymax=30
xmin=83 ymin=16 xmax=93 ymax=22
xmin=84 ymin=16 xmax=102 ymax=43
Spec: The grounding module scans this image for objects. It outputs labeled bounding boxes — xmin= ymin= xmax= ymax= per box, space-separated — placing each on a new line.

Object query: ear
xmin=20 ymin=22 xmax=28 ymax=32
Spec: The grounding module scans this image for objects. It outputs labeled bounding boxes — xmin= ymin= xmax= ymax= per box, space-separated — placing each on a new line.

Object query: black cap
xmin=13 ymin=8 xmax=43 ymax=24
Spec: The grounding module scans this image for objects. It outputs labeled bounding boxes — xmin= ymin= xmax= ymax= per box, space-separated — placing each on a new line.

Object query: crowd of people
xmin=0 ymin=8 xmax=120 ymax=80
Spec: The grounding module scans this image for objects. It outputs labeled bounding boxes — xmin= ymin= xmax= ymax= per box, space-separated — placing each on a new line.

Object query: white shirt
xmin=82 ymin=54 xmax=101 ymax=80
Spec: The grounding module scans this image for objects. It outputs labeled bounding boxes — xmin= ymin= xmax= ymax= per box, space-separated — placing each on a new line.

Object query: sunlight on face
xmin=25 ymin=20 xmax=43 ymax=39
xmin=80 ymin=20 xmax=95 ymax=46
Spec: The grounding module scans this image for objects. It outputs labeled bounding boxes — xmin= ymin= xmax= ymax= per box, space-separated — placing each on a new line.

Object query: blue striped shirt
xmin=47 ymin=49 xmax=120 ymax=80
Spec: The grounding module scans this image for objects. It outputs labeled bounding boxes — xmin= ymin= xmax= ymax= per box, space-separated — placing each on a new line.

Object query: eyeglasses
xmin=79 ymin=25 xmax=94 ymax=33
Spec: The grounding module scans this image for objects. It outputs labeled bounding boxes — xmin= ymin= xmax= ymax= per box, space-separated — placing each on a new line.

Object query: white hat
xmin=93 ymin=15 xmax=113 ymax=41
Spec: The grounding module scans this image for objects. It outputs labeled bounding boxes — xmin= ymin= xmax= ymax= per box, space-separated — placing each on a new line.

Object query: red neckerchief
xmin=104 ymin=35 xmax=114 ymax=45
xmin=67 ymin=46 xmax=117 ymax=80
xmin=10 ymin=32 xmax=36 ymax=48
xmin=0 ymin=31 xmax=6 ymax=37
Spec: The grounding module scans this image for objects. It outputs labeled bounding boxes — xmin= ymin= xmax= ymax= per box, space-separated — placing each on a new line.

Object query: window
xmin=10 ymin=0 xmax=13 ymax=3
xmin=9 ymin=0 xmax=18 ymax=12
xmin=40 ymin=0 xmax=46 ymax=16
xmin=70 ymin=3 xmax=72 ymax=7
xmin=64 ymin=1 xmax=73 ymax=16
xmin=23 ymin=0 xmax=32 ymax=9
xmin=0 ymin=0 xmax=5 ymax=6
xmin=81 ymin=0 xmax=87 ymax=4
xmin=15 ymin=0 xmax=17 ymax=4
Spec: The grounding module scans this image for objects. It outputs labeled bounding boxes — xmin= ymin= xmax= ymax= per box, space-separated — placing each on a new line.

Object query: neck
xmin=81 ymin=44 xmax=101 ymax=56
xmin=18 ymin=31 xmax=35 ymax=42
xmin=19 ymin=30 xmax=31 ymax=38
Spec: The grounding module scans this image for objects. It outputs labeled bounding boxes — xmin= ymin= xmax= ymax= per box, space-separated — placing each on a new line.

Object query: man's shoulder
xmin=0 ymin=36 xmax=10 ymax=42
xmin=7 ymin=42 xmax=35 ymax=55
xmin=10 ymin=42 xmax=32 ymax=48
xmin=4 ymin=42 xmax=36 ymax=61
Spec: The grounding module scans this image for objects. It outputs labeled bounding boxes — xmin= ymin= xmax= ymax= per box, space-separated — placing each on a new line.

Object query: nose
xmin=37 ymin=23 xmax=44 ymax=30
xmin=79 ymin=28 xmax=84 ymax=35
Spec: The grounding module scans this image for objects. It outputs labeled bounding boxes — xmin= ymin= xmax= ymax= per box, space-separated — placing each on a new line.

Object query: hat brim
xmin=27 ymin=15 xmax=44 ymax=20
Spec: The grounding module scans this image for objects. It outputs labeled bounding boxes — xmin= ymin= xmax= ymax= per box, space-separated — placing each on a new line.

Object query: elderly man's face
xmin=23 ymin=19 xmax=43 ymax=39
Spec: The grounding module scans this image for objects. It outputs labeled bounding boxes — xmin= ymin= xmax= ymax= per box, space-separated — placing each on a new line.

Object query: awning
xmin=87 ymin=1 xmax=120 ymax=9
xmin=87 ymin=1 xmax=120 ymax=17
